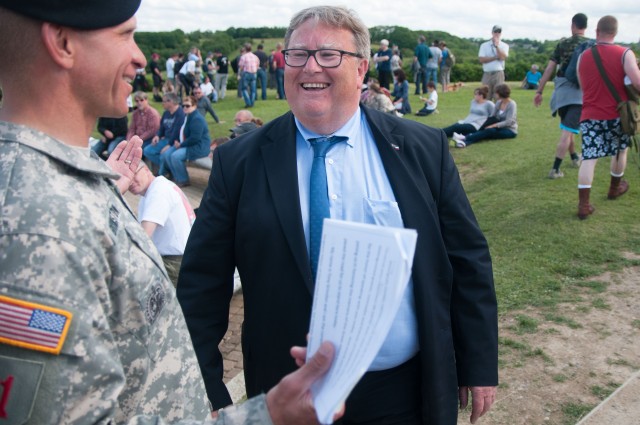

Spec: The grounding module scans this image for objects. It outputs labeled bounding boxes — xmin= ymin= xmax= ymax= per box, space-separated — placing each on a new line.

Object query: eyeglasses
xmin=493 ymin=29 xmax=502 ymax=34
xmin=282 ymin=49 xmax=364 ymax=68
xmin=182 ymin=104 xmax=193 ymax=108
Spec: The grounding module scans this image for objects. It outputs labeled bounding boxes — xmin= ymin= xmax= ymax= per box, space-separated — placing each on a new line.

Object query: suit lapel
xmin=261 ymin=114 xmax=315 ymax=293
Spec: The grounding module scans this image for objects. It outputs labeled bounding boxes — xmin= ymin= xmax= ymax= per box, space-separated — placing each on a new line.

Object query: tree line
xmin=134 ymin=26 xmax=639 ymax=84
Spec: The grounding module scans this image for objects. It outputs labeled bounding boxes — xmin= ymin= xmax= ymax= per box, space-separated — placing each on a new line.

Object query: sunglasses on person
xmin=182 ymin=103 xmax=193 ymax=108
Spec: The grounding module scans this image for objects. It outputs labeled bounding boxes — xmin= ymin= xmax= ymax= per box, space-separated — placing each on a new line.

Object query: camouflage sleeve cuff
xmin=215 ymin=394 xmax=274 ymax=425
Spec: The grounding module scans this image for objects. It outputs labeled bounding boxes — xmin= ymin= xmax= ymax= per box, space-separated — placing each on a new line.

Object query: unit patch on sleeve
xmin=0 ymin=295 xmax=73 ymax=355
xmin=0 ymin=355 xmax=45 ymax=425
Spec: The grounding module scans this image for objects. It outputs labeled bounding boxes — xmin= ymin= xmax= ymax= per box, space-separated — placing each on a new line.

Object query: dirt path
xmin=461 ymin=258 xmax=640 ymax=425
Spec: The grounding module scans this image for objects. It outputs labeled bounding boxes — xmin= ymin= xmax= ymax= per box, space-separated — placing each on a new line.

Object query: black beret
xmin=0 ymin=0 xmax=142 ymax=30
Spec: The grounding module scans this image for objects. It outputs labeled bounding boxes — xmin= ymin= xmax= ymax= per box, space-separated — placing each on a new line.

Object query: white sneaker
xmin=547 ymin=169 xmax=564 ymax=179
xmin=452 ymin=132 xmax=465 ymax=142
xmin=455 ymin=140 xmax=466 ymax=148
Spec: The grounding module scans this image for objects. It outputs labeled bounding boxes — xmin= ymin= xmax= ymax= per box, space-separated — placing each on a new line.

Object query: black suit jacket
xmin=178 ymin=106 xmax=498 ymax=424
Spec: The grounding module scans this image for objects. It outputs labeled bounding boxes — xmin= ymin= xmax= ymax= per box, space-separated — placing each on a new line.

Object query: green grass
xmin=513 ymin=314 xmax=539 ymax=334
xmin=553 ymin=374 xmax=568 ymax=383
xmin=543 ymin=313 xmax=582 ymax=329
xmin=590 ymin=382 xmax=620 ymax=400
xmin=139 ymin=80 xmax=640 ymax=315
xmin=406 ymin=82 xmax=640 ymax=313
xmin=561 ymin=402 xmax=596 ymax=424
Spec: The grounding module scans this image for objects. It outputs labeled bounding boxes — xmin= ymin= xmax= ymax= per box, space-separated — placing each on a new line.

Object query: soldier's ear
xmin=41 ymin=23 xmax=75 ymax=69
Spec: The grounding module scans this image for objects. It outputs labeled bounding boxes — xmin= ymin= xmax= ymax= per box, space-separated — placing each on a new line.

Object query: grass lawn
xmin=131 ymin=82 xmax=640 ymax=424
xmin=139 ymin=81 xmax=640 ymax=315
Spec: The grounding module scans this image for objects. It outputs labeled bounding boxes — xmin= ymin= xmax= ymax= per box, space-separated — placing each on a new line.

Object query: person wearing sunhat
xmin=0 ymin=0 xmax=336 ymax=423
xmin=478 ymin=24 xmax=509 ymax=100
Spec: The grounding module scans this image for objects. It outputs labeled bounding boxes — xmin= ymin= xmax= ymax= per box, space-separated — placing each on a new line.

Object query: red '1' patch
xmin=0 ymin=375 xmax=14 ymax=418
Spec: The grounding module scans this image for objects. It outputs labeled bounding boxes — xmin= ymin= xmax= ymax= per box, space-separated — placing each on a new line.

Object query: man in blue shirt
xmin=522 ymin=64 xmax=542 ymax=89
xmin=179 ymin=5 xmax=498 ymax=425
xmin=413 ymin=35 xmax=432 ymax=94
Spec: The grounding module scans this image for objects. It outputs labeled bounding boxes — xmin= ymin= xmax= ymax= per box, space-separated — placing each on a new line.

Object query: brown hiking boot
xmin=577 ymin=188 xmax=595 ymax=220
xmin=607 ymin=177 xmax=629 ymax=200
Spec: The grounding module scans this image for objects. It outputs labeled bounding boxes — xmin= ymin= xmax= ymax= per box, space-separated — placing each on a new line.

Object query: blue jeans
xmin=143 ymin=138 xmax=169 ymax=166
xmin=441 ymin=123 xmax=477 ymax=138
xmin=237 ymin=74 xmax=243 ymax=98
xmin=167 ymin=147 xmax=190 ymax=184
xmin=257 ymin=68 xmax=268 ymax=100
xmin=425 ymin=67 xmax=438 ymax=91
xmin=276 ymin=68 xmax=285 ymax=99
xmin=159 ymin=145 xmax=177 ymax=176
xmin=464 ymin=128 xmax=516 ymax=146
xmin=242 ymin=72 xmax=257 ymax=106
xmin=415 ymin=68 xmax=427 ymax=94
xmin=91 ymin=137 xmax=124 ymax=157
xmin=141 ymin=137 xmax=153 ymax=152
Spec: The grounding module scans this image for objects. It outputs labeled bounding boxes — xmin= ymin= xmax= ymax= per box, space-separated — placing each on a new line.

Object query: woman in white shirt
xmin=453 ymin=84 xmax=518 ymax=148
xmin=441 ymin=85 xmax=494 ymax=139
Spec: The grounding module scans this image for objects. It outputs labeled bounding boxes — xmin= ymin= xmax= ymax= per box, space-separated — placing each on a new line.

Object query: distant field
xmin=117 ymin=79 xmax=640 ymax=313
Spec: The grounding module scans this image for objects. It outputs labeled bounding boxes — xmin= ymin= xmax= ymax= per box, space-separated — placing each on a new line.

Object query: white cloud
xmin=135 ymin=0 xmax=640 ymax=43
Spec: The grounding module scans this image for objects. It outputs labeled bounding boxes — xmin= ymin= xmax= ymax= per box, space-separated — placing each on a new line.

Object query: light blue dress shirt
xmin=295 ymin=108 xmax=419 ymax=370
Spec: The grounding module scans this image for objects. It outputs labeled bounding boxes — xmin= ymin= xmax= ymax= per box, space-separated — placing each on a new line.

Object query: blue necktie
xmin=309 ymin=136 xmax=346 ymax=280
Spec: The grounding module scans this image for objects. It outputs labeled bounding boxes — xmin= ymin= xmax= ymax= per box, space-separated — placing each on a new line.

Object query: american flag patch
xmin=0 ymin=295 xmax=73 ymax=355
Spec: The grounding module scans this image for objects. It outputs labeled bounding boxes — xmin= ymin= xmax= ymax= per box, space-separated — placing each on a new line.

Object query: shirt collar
xmin=294 ymin=107 xmax=361 ymax=148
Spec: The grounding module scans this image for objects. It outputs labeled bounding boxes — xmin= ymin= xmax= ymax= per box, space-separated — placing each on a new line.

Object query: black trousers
xmin=335 ymin=355 xmax=422 ymax=425
xmin=378 ymin=70 xmax=393 ymax=90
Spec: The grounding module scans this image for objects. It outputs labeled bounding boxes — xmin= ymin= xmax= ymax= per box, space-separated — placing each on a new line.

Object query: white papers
xmin=306 ymin=219 xmax=417 ymax=424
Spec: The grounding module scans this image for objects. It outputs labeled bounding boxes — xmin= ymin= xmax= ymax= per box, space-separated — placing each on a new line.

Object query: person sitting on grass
xmin=391 ymin=68 xmax=411 ymax=116
xmin=362 ymin=80 xmax=397 ymax=115
xmin=416 ymin=81 xmax=438 ymax=116
xmin=453 ymin=83 xmax=517 ymax=148
xmin=522 ymin=64 xmax=542 ymax=90
xmin=442 ymin=85 xmax=494 ymax=140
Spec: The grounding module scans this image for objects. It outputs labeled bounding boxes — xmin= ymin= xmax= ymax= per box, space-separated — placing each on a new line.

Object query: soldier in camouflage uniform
xmin=0 ymin=1 xmax=335 ymax=424
xmin=534 ymin=13 xmax=590 ymax=179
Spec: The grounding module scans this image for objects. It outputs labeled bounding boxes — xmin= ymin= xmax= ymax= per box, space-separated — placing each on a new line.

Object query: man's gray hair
xmin=163 ymin=92 xmax=180 ymax=104
xmin=284 ymin=6 xmax=370 ymax=59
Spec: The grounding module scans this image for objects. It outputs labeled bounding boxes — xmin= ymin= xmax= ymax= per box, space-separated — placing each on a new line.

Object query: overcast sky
xmin=135 ymin=0 xmax=639 ymax=44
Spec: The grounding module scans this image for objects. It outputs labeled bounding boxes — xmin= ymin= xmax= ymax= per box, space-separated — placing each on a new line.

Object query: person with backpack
xmin=575 ymin=15 xmax=640 ymax=220
xmin=534 ymin=13 xmax=590 ymax=180
xmin=439 ymin=41 xmax=454 ymax=92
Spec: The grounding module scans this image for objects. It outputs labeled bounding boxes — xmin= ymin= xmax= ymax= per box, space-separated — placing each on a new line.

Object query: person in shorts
xmin=576 ymin=15 xmax=640 ymax=219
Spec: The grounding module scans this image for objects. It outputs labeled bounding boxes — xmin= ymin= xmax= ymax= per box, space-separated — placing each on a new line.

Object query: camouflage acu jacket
xmin=551 ymin=34 xmax=590 ymax=76
xmin=0 ymin=122 xmax=272 ymax=425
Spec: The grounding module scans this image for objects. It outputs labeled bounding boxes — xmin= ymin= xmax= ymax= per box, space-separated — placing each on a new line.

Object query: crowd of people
xmin=1 ymin=0 xmax=639 ymax=424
